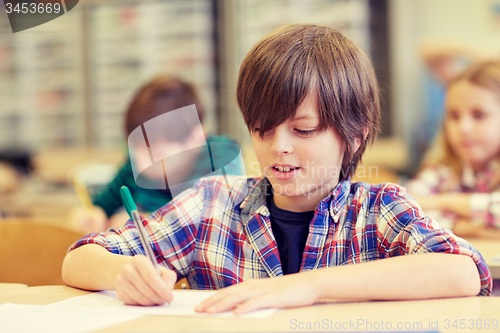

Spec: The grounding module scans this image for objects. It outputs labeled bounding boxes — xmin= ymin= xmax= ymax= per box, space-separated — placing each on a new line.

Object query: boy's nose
xmin=270 ymin=127 xmax=293 ymax=155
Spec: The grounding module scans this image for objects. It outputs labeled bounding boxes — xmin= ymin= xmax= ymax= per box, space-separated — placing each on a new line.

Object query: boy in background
xmin=71 ymin=75 xmax=242 ymax=233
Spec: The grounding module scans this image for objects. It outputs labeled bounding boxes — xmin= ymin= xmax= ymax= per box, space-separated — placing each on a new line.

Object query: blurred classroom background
xmin=0 ymin=0 xmax=500 ymax=225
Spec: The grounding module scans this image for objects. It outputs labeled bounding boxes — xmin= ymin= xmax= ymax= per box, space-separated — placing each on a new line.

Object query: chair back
xmin=0 ymin=220 xmax=85 ymax=286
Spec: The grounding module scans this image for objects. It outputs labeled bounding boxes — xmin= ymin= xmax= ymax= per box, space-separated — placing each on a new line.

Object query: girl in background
xmin=407 ymin=60 xmax=500 ymax=238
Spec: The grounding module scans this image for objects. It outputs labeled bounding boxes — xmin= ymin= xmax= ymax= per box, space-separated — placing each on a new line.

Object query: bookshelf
xmin=218 ymin=0 xmax=371 ymax=145
xmin=87 ymin=0 xmax=216 ymax=148
xmin=0 ymin=4 xmax=85 ymax=150
xmin=0 ymin=0 xmax=371 ymax=151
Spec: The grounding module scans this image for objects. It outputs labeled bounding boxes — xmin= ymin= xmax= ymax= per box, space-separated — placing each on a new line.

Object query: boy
xmin=70 ymin=75 xmax=242 ymax=233
xmin=62 ymin=25 xmax=491 ymax=314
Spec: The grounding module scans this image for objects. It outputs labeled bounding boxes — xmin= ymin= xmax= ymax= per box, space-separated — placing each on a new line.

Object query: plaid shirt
xmin=70 ymin=176 xmax=492 ymax=296
xmin=407 ymin=162 xmax=500 ymax=228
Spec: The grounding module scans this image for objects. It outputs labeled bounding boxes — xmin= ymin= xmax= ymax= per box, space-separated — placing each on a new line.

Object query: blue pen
xmin=120 ymin=186 xmax=161 ymax=275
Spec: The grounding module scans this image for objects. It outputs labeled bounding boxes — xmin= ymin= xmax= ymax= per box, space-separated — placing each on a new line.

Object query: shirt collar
xmin=240 ymin=178 xmax=271 ymax=224
xmin=240 ymin=177 xmax=351 ymax=225
xmin=328 ymin=178 xmax=351 ymax=223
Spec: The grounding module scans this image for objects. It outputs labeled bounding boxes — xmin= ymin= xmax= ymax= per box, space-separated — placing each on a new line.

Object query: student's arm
xmin=62 ymin=244 xmax=176 ymax=306
xmin=63 ymin=177 xmax=209 ymax=304
xmin=412 ymin=192 xmax=471 ymax=217
xmin=407 ymin=166 xmax=480 ymax=221
xmin=420 ymin=41 xmax=495 ymax=84
xmin=413 ymin=192 xmax=500 ymax=231
xmin=407 ymin=165 xmax=500 ymax=228
xmin=406 ymin=165 xmax=447 ymax=210
xmin=196 ymin=252 xmax=479 ymax=314
xmin=69 ymin=162 xmax=131 ymax=233
xmin=197 ymin=183 xmax=490 ymax=314
xmin=453 ymin=219 xmax=500 ymax=239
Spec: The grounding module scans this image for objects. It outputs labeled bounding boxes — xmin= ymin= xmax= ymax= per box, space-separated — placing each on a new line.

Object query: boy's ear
xmin=353 ymin=128 xmax=369 ymax=153
xmin=363 ymin=127 xmax=369 ymax=140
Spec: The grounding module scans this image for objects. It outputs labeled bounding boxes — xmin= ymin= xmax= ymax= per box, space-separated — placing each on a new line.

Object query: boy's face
xmin=131 ymin=140 xmax=198 ymax=184
xmin=251 ymin=93 xmax=346 ymax=212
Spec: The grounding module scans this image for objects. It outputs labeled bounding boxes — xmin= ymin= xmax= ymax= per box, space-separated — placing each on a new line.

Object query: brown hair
xmin=125 ymin=74 xmax=204 ymax=142
xmin=236 ymin=24 xmax=380 ymax=181
xmin=423 ymin=60 xmax=500 ymax=189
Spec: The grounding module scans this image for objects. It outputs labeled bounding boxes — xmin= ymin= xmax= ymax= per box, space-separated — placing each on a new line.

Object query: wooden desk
xmin=0 ymin=283 xmax=27 ymax=293
xmin=0 ymin=286 xmax=499 ymax=333
xmin=468 ymin=239 xmax=500 ymax=279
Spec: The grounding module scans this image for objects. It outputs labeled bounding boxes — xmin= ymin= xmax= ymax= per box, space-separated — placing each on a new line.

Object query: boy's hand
xmin=195 ymin=272 xmax=320 ymax=314
xmin=115 ymin=255 xmax=177 ymax=306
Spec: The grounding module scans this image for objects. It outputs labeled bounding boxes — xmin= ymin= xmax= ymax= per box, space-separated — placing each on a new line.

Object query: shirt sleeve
xmin=470 ymin=192 xmax=500 ymax=228
xmin=375 ymin=183 xmax=492 ymax=296
xmin=70 ymin=178 xmax=208 ymax=278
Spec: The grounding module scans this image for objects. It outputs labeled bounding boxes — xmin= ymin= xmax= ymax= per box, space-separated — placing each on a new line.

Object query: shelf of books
xmin=0 ymin=5 xmax=86 ymax=150
xmin=221 ymin=0 xmax=371 ymax=145
xmin=0 ymin=0 xmax=216 ymax=151
xmin=0 ymin=0 xmax=369 ymax=151
xmin=87 ymin=0 xmax=216 ymax=148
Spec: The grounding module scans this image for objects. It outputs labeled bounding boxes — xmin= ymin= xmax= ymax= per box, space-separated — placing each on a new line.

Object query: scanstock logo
xmin=128 ymin=105 xmax=247 ymax=217
xmin=3 ymin=0 xmax=79 ymax=33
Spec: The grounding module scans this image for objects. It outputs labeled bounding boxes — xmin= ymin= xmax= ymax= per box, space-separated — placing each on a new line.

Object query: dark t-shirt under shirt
xmin=267 ymin=195 xmax=314 ymax=275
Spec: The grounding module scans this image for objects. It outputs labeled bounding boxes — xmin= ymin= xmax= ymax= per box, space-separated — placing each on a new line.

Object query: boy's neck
xmin=272 ymin=184 xmax=337 ymax=212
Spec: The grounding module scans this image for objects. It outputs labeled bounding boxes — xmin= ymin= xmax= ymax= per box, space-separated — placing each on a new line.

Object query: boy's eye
xmin=294 ymin=129 xmax=316 ymax=136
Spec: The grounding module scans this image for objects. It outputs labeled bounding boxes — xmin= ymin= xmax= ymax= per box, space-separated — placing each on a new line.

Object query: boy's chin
xmin=269 ymin=184 xmax=331 ymax=198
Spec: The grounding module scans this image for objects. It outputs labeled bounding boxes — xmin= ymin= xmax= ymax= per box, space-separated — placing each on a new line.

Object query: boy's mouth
xmin=271 ymin=165 xmax=301 ymax=180
xmin=272 ymin=166 xmax=299 ymax=172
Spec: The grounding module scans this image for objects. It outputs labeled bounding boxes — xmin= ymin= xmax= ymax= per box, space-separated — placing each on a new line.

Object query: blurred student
xmin=63 ymin=25 xmax=490 ymax=313
xmin=407 ymin=61 xmax=500 ymax=238
xmin=71 ymin=75 xmax=241 ymax=233
xmin=416 ymin=42 xmax=495 ymax=158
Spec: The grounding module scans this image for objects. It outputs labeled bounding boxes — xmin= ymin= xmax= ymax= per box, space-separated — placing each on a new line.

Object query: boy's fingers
xmin=195 ymin=284 xmax=242 ymax=312
xmin=117 ymin=257 xmax=167 ymax=305
xmin=202 ymin=287 xmax=263 ymax=313
xmin=116 ymin=286 xmax=134 ymax=305
xmin=233 ymin=293 xmax=277 ymax=315
xmin=161 ymin=268 xmax=177 ymax=283
xmin=128 ymin=268 xmax=165 ymax=305
xmin=121 ymin=266 xmax=160 ymax=305
xmin=161 ymin=268 xmax=177 ymax=289
xmin=116 ymin=273 xmax=156 ymax=306
xmin=132 ymin=257 xmax=171 ymax=304
xmin=117 ymin=284 xmax=156 ymax=306
xmin=158 ymin=268 xmax=176 ymax=303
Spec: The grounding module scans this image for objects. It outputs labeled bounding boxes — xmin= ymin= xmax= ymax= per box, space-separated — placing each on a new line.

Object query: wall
xmin=389 ymin=0 xmax=500 ymax=169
